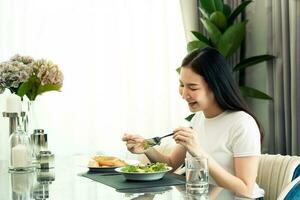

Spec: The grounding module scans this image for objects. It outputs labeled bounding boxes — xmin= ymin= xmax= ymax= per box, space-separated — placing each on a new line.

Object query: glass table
xmin=0 ymin=156 xmax=237 ymax=200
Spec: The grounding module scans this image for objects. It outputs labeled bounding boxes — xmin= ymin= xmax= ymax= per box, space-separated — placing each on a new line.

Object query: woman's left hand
xmin=173 ymin=127 xmax=206 ymax=157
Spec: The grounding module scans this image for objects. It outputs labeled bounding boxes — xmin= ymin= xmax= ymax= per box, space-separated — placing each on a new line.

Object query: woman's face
xmin=179 ymin=67 xmax=216 ymax=113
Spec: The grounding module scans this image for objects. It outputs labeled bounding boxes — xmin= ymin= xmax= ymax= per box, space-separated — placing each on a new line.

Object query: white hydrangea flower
xmin=10 ymin=54 xmax=34 ymax=65
xmin=0 ymin=61 xmax=33 ymax=94
xmin=0 ymin=55 xmax=63 ymax=99
xmin=32 ymin=59 xmax=64 ymax=86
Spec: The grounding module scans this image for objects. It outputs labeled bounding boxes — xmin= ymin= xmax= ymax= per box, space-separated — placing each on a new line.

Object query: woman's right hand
xmin=122 ymin=133 xmax=147 ymax=154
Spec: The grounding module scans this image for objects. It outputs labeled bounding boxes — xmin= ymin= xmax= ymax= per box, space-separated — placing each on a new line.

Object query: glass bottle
xmin=9 ymin=120 xmax=34 ymax=172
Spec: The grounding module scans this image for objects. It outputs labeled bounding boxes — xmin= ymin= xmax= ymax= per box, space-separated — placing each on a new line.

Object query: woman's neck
xmin=203 ymin=104 xmax=224 ymax=118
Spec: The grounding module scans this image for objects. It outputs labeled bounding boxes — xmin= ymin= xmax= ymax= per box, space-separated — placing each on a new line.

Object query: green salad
xmin=121 ymin=162 xmax=169 ymax=173
xmin=143 ymin=140 xmax=156 ymax=150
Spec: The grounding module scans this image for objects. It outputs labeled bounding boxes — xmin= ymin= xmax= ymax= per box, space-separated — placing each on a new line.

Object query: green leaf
xmin=199 ymin=0 xmax=224 ymax=15
xmin=217 ymin=21 xmax=246 ymax=57
xmin=200 ymin=18 xmax=222 ymax=46
xmin=228 ymin=0 xmax=252 ymax=25
xmin=199 ymin=0 xmax=215 ymax=16
xmin=233 ymin=55 xmax=275 ymax=71
xmin=17 ymin=76 xmax=40 ymax=101
xmin=209 ymin=11 xmax=227 ymax=31
xmin=212 ymin=0 xmax=224 ymax=12
xmin=8 ymin=88 xmax=17 ymax=95
xmin=223 ymin=4 xmax=231 ymax=19
xmin=37 ymin=84 xmax=62 ymax=95
xmin=239 ymin=86 xmax=272 ymax=100
xmin=198 ymin=7 xmax=209 ymax=19
xmin=187 ymin=40 xmax=209 ymax=52
xmin=185 ymin=113 xmax=195 ymax=122
xmin=17 ymin=81 xmax=31 ymax=97
xmin=191 ymin=31 xmax=210 ymax=44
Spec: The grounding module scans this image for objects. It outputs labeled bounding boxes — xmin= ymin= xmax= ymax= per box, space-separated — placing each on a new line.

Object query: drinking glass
xmin=185 ymin=156 xmax=209 ymax=196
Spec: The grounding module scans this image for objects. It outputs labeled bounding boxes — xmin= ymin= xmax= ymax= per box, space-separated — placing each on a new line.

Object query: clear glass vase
xmin=9 ymin=125 xmax=34 ymax=172
xmin=21 ymin=99 xmax=40 ymax=136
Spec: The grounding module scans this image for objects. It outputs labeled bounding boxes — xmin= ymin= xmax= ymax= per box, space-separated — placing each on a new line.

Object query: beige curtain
xmin=267 ymin=0 xmax=300 ymax=155
xmin=179 ymin=0 xmax=199 ymax=42
xmin=0 ymin=0 xmax=187 ymax=158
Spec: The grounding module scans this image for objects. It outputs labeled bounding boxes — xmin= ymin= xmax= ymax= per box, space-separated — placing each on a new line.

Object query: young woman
xmin=122 ymin=47 xmax=264 ymax=199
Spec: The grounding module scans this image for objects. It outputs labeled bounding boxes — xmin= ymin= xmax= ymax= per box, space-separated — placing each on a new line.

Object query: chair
xmin=256 ymin=154 xmax=300 ymax=200
xmin=277 ymin=176 xmax=300 ymax=200
xmin=141 ymin=149 xmax=300 ymax=199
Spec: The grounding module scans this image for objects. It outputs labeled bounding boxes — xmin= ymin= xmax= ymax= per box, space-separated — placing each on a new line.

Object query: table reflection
xmin=32 ymin=169 xmax=55 ymax=200
xmin=11 ymin=172 xmax=34 ymax=200
xmin=10 ymin=169 xmax=55 ymax=200
xmin=0 ymin=157 xmax=236 ymax=200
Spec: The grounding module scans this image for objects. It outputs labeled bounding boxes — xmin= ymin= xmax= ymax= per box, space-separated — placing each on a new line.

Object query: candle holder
xmin=9 ymin=123 xmax=34 ymax=173
xmin=3 ymin=112 xmax=17 ymax=136
xmin=2 ymin=112 xmax=26 ymax=135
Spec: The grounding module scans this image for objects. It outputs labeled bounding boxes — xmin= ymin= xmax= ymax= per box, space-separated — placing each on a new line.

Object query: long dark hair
xmin=181 ymin=47 xmax=263 ymax=142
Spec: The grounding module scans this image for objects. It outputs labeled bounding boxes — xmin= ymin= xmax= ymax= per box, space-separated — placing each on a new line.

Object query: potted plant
xmin=184 ymin=0 xmax=274 ymax=101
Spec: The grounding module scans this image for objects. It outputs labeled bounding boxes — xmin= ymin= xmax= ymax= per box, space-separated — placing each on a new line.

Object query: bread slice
xmin=88 ymin=159 xmax=100 ymax=167
xmin=92 ymin=155 xmax=127 ymax=167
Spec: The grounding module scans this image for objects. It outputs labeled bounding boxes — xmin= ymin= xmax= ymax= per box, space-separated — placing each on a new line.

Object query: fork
xmin=145 ymin=132 xmax=175 ymax=148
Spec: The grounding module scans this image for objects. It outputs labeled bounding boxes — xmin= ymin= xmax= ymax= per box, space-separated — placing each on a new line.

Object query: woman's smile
xmin=188 ymin=101 xmax=198 ymax=108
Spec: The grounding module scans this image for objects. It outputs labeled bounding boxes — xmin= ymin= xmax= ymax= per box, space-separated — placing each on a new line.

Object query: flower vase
xmin=22 ymin=100 xmax=40 ymax=136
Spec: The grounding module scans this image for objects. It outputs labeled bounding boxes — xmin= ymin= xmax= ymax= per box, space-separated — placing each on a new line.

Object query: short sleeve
xmin=229 ymin=115 xmax=261 ymax=157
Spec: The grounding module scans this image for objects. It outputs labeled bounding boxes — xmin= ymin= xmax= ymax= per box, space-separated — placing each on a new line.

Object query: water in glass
xmin=186 ymin=168 xmax=209 ymax=194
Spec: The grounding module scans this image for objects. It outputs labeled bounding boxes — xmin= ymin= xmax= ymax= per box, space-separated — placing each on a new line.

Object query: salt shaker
xmin=31 ymin=129 xmax=48 ymax=158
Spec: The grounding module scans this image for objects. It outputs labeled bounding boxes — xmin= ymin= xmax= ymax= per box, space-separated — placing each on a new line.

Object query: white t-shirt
xmin=189 ymin=110 xmax=265 ymax=199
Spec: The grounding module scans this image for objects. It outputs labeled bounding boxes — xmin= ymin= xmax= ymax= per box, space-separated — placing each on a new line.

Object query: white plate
xmin=115 ymin=166 xmax=172 ymax=181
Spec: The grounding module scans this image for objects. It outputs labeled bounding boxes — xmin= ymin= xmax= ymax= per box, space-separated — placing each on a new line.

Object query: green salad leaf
xmin=143 ymin=140 xmax=156 ymax=150
xmin=121 ymin=162 xmax=168 ymax=173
